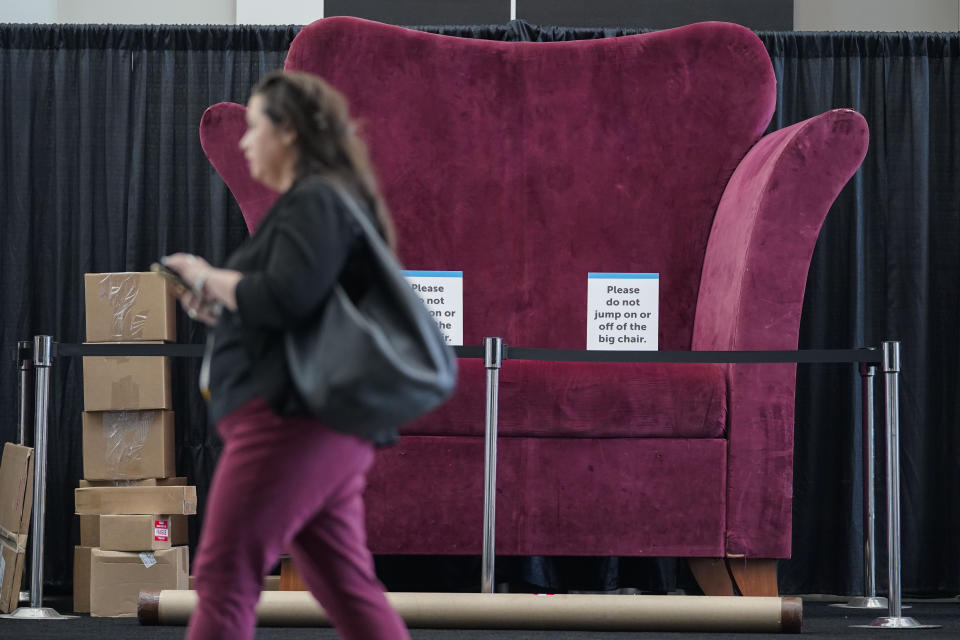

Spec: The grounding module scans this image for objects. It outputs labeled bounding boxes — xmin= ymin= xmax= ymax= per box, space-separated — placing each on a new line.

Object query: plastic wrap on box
xmin=82 ymin=411 xmax=175 ymax=480
xmin=102 ymin=411 xmax=151 ymax=473
xmin=84 ymin=273 xmax=176 ymax=342
xmin=99 ymin=274 xmax=148 ymax=340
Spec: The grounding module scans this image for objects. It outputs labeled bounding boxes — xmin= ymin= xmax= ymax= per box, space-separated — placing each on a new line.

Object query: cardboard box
xmin=82 ymin=410 xmax=175 ymax=480
xmin=82 ymin=345 xmax=172 ymax=411
xmin=0 ymin=538 xmax=26 ymax=614
xmin=90 ymin=546 xmax=188 ymax=617
xmin=75 ymin=486 xmax=197 ymax=516
xmin=79 ymin=477 xmax=187 ymax=488
xmin=73 ymin=545 xmax=93 ymax=613
xmin=0 ymin=443 xmax=34 ymax=541
xmin=0 ymin=443 xmax=33 ymax=613
xmin=85 ymin=272 xmax=176 ymax=343
xmin=80 ymin=514 xmax=100 ymax=546
xmin=100 ymin=514 xmax=188 ymax=551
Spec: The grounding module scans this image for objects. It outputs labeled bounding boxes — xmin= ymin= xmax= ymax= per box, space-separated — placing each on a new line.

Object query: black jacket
xmin=207 ymin=175 xmax=381 ymax=432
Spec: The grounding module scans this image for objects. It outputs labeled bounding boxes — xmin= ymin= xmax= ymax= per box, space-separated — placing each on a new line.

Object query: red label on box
xmin=154 ymin=519 xmax=169 ymax=542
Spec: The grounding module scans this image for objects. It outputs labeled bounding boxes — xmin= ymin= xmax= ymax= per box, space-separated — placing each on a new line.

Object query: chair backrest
xmin=257 ymin=18 xmax=778 ymax=349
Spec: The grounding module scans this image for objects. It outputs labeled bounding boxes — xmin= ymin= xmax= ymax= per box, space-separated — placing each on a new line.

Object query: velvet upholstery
xmin=199 ymin=101 xmax=280 ymax=231
xmin=364 ymin=436 xmax=726 ymax=556
xmin=692 ymin=109 xmax=869 ymax=556
xmin=201 ymin=18 xmax=777 ymax=350
xmin=199 ymin=18 xmax=869 ymax=559
xmin=402 ymin=359 xmax=726 ymax=438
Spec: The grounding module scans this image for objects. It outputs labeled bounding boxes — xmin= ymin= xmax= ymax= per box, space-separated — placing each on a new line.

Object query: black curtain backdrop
xmin=1 ymin=22 xmax=958 ymax=596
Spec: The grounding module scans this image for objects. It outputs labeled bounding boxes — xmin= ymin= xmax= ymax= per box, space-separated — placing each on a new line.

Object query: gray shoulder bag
xmin=284 ymin=182 xmax=457 ymax=440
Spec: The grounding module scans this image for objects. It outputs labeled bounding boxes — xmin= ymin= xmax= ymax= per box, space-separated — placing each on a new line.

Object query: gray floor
xmin=1 ymin=598 xmax=959 ymax=639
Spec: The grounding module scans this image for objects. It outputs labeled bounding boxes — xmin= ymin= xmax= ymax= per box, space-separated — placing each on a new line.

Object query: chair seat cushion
xmin=402 ymin=358 xmax=726 ymax=438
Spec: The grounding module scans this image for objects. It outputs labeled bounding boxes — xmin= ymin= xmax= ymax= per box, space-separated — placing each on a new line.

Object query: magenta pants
xmin=186 ymin=397 xmax=409 ymax=640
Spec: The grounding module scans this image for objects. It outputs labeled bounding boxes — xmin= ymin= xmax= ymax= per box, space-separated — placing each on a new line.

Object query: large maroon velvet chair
xmin=199 ymin=17 xmax=869 ymax=595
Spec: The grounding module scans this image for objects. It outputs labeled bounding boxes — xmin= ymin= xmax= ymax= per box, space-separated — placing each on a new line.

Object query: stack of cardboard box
xmin=75 ymin=272 xmax=196 ymax=616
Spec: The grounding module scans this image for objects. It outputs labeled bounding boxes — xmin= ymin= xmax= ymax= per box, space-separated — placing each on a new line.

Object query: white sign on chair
xmin=404 ymin=270 xmax=464 ymax=346
xmin=586 ymin=273 xmax=658 ymax=350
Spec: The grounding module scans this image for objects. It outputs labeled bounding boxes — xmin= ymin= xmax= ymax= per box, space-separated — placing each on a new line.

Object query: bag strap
xmin=322 ymin=178 xmax=391 ymax=257
xmin=319 ymin=178 xmax=410 ymax=299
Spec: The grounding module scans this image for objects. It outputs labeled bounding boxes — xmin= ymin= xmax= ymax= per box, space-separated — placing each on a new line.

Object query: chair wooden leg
xmin=688 ymin=558 xmax=736 ymax=596
xmin=726 ymin=558 xmax=778 ymax=596
xmin=279 ymin=556 xmax=307 ymax=591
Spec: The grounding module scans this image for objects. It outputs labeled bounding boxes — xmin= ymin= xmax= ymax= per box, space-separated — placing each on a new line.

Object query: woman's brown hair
xmin=252 ymin=70 xmax=396 ymax=249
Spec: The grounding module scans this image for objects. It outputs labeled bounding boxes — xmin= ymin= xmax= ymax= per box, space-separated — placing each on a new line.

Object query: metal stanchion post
xmin=855 ymin=341 xmax=936 ymax=630
xmin=16 ymin=340 xmax=34 ymax=605
xmin=834 ymin=363 xmax=892 ymax=610
xmin=1 ymin=336 xmax=75 ymax=620
xmin=17 ymin=340 xmax=34 ymax=447
xmin=481 ymin=337 xmax=503 ymax=594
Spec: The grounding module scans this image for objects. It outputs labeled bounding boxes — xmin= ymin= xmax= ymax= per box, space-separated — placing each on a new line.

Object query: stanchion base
xmin=0 ymin=606 xmax=77 ymax=620
xmin=832 ymin=596 xmax=907 ymax=610
xmin=851 ymin=616 xmax=940 ymax=630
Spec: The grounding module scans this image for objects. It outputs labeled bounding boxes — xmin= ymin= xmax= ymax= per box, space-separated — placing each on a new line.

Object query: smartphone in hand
xmin=150 ymin=261 xmax=192 ymax=294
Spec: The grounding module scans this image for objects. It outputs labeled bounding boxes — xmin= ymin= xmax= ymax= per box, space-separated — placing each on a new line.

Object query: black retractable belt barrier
xmin=51 ymin=341 xmax=881 ymax=364
xmin=503 ymin=346 xmax=881 ymax=364
xmin=54 ymin=342 xmax=485 ymax=359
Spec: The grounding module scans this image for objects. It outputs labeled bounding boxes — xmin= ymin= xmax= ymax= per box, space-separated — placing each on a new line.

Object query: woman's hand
xmin=178 ymin=289 xmax=221 ymax=326
xmin=163 ymin=253 xmax=244 ymax=324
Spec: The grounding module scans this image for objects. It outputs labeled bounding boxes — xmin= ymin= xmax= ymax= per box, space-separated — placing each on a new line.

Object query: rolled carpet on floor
xmin=139 ymin=591 xmax=802 ymax=633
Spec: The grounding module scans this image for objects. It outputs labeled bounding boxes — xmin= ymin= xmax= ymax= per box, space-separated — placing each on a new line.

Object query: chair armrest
xmin=199 ymin=102 xmax=279 ymax=234
xmin=693 ymin=109 xmax=869 ymax=557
